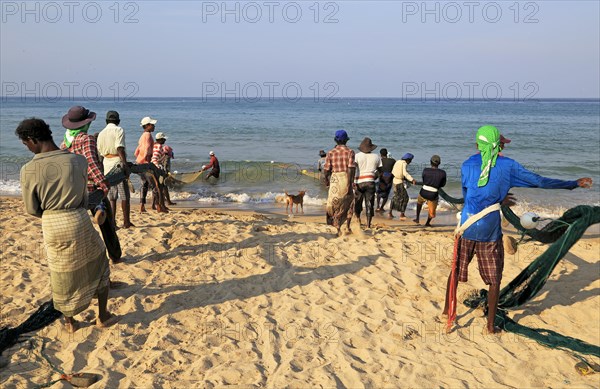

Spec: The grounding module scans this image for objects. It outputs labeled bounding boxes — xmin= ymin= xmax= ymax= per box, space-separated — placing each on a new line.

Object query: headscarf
xmin=476 ymin=125 xmax=500 ymax=187
xmin=63 ymin=123 xmax=90 ymax=148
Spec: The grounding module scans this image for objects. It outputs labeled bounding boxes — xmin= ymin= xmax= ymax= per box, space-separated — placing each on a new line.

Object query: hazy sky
xmin=1 ymin=1 xmax=599 ymax=98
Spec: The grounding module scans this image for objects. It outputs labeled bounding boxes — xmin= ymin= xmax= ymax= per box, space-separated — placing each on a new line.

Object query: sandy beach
xmin=1 ymin=195 xmax=599 ymax=388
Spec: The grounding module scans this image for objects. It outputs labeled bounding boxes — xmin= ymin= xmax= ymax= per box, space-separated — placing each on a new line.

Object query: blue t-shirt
xmin=461 ymin=154 xmax=578 ymax=242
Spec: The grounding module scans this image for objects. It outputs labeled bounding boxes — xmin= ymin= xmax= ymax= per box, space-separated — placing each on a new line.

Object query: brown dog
xmin=285 ymin=190 xmax=306 ymax=214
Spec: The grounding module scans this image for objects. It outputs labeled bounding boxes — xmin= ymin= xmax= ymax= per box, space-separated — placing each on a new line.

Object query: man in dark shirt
xmin=414 ymin=154 xmax=446 ymax=227
xmin=376 ymin=148 xmax=396 ymax=212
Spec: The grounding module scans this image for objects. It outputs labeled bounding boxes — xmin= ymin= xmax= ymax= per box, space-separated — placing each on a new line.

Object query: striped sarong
xmin=326 ymin=172 xmax=354 ymax=228
xmin=42 ymin=208 xmax=110 ymax=317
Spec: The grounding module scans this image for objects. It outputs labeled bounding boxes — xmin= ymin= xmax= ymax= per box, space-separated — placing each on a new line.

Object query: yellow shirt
xmin=97 ymin=123 xmax=126 ymax=173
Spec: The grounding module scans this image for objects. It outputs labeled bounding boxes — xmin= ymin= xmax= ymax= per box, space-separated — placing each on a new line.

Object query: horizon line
xmin=2 ymin=97 xmax=600 ymax=101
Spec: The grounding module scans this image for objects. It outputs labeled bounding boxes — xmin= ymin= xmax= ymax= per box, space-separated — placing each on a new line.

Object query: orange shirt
xmin=134 ymin=132 xmax=154 ymax=164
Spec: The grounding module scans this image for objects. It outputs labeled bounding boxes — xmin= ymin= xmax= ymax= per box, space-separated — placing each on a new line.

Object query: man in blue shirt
xmin=443 ymin=125 xmax=592 ymax=334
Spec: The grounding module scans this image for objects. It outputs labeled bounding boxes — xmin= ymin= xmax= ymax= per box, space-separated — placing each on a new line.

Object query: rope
xmin=32 ymin=338 xmax=66 ymax=389
xmin=446 ymin=237 xmax=460 ymax=332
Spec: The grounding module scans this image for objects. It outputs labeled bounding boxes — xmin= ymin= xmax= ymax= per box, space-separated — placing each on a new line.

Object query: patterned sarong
xmin=326 ymin=172 xmax=354 ymax=228
xmin=391 ymin=183 xmax=410 ymax=212
xmin=42 ymin=208 xmax=110 ymax=317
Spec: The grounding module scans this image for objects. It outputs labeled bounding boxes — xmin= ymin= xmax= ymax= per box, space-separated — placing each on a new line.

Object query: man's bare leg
xmin=96 ymin=287 xmax=118 ymax=327
xmin=413 ymin=203 xmax=423 ymax=224
xmin=122 ymin=201 xmax=134 ymax=228
xmin=64 ymin=316 xmax=79 ymax=333
xmin=486 ymin=283 xmax=502 ymax=333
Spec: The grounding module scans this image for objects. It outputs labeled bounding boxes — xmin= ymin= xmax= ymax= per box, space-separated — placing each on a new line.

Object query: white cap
xmin=140 ymin=116 xmax=157 ymax=126
xmin=155 ymin=132 xmax=168 ymax=140
xmin=209 ymin=151 xmax=215 ymax=156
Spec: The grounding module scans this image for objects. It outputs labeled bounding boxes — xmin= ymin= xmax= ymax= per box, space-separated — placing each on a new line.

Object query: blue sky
xmin=1 ymin=1 xmax=599 ymax=98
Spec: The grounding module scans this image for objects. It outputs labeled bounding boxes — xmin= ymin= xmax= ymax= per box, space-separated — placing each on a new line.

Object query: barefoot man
xmin=324 ymin=130 xmax=356 ymax=236
xmin=443 ymin=125 xmax=592 ymax=334
xmin=17 ymin=118 xmax=117 ymax=333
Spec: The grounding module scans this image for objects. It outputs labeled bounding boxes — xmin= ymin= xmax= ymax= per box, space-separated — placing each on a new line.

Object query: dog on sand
xmin=285 ymin=190 xmax=306 ymax=214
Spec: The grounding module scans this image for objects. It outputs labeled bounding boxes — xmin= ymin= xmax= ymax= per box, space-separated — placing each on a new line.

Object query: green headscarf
xmin=476 ymin=125 xmax=500 ymax=187
xmin=63 ymin=123 xmax=90 ymax=148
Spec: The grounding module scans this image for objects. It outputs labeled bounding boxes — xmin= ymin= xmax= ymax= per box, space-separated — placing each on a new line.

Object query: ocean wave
xmin=0 ymin=180 xmax=21 ymax=195
xmin=170 ymin=190 xmax=326 ymax=205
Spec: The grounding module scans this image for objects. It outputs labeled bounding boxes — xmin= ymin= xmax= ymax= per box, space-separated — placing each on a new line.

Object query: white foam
xmin=225 ymin=193 xmax=252 ymax=203
xmin=0 ymin=180 xmax=21 ymax=195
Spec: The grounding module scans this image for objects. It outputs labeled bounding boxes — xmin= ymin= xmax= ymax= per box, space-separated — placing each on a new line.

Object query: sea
xmin=1 ymin=97 xmax=599 ymax=218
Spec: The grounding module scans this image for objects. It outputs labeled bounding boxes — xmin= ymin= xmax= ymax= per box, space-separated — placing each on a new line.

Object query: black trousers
xmin=354 ymin=181 xmax=376 ymax=219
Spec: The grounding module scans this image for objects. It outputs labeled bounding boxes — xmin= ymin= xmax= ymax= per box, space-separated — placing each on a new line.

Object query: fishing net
xmin=0 ymin=301 xmax=61 ymax=355
xmin=88 ymin=163 xmax=166 ymax=207
xmin=438 ymin=189 xmax=600 ymax=357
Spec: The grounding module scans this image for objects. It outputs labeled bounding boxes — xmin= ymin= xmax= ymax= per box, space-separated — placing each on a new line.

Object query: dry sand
xmin=1 ymin=196 xmax=599 ymax=388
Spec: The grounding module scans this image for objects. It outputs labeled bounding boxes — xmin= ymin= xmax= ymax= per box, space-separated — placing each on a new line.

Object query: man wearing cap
xmin=390 ymin=153 xmax=417 ymax=219
xmin=414 ymin=155 xmax=447 ymax=227
xmin=134 ymin=116 xmax=160 ymax=212
xmin=443 ymin=125 xmax=592 ymax=334
xmin=354 ymin=137 xmax=382 ymax=229
xmin=97 ymin=111 xmax=134 ymax=228
xmin=324 ymin=130 xmax=356 ymax=236
xmin=201 ymin=151 xmax=220 ymax=181
xmin=61 ymin=106 xmax=122 ymax=262
xmin=376 ymin=148 xmax=396 ymax=212
xmin=151 ymin=132 xmax=169 ymax=167
xmin=499 ymin=134 xmax=510 ymax=156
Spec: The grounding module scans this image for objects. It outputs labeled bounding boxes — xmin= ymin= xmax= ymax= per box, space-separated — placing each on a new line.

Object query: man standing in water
xmin=201 ymin=150 xmax=220 ymax=181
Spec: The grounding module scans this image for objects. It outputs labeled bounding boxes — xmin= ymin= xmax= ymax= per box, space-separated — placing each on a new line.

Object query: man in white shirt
xmin=390 ymin=153 xmax=417 ymax=220
xmin=354 ymin=137 xmax=382 ymax=229
xmin=97 ymin=111 xmax=133 ymax=228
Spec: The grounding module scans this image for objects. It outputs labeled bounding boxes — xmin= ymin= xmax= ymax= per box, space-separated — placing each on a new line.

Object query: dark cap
xmin=380 ymin=148 xmax=388 ymax=156
xmin=431 ymin=155 xmax=441 ymax=165
xmin=106 ymin=110 xmax=120 ymax=121
xmin=334 ymin=129 xmax=349 ymax=142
